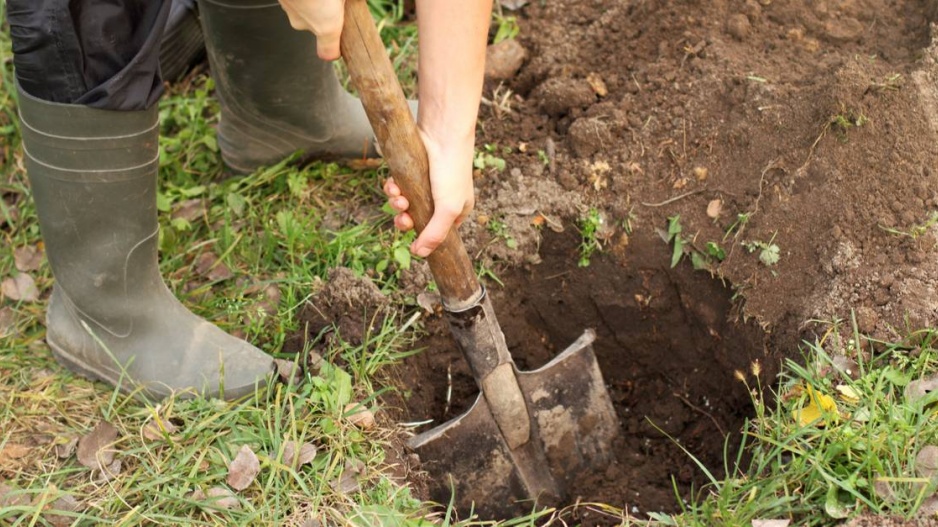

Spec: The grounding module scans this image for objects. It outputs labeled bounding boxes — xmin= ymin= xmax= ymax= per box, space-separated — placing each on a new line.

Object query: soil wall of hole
xmin=391 ymin=230 xmax=790 ymax=520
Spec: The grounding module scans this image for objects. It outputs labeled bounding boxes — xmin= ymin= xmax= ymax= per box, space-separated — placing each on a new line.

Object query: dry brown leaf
xmin=344 ymin=403 xmax=376 ymax=430
xmin=227 ymin=445 xmax=260 ymax=491
xmin=752 ymin=521 xmax=790 ymax=527
xmin=416 ymin=292 xmax=441 ymax=313
xmin=142 ymin=416 xmax=179 ymax=442
xmin=905 ymin=375 xmax=938 ymax=404
xmin=13 ymin=245 xmax=43 ymax=272
xmin=205 ymin=486 xmax=241 ymax=510
xmin=1 ymin=274 xmax=39 ymax=302
xmin=54 ymin=437 xmax=78 ymax=459
xmin=282 ymin=441 xmax=317 ymax=468
xmin=46 ymin=494 xmax=82 ymax=527
xmin=0 ymin=307 xmax=14 ymax=338
xmin=171 ymin=198 xmax=206 ymax=222
xmin=0 ymin=482 xmax=30 ymax=508
xmin=274 ymin=359 xmax=303 ymax=385
xmin=916 ymin=445 xmax=938 ymax=478
xmin=194 ymin=253 xmax=234 ymax=282
xmin=0 ymin=443 xmax=31 ymax=465
xmin=331 ymin=459 xmax=365 ymax=494
xmin=76 ymin=421 xmax=119 ymax=471
xmin=706 ymin=199 xmax=723 ymax=219
xmin=95 ymin=459 xmax=123 ymax=483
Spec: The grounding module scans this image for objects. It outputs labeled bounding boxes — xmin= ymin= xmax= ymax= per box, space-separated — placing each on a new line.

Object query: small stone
xmin=484 ymin=39 xmax=527 ymax=81
xmin=693 ymin=166 xmax=709 ymax=182
xmin=726 ymin=14 xmax=751 ymax=40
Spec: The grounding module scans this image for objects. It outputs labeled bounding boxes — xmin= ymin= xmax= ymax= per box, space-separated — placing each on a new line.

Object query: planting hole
xmin=392 ymin=230 xmax=778 ymax=523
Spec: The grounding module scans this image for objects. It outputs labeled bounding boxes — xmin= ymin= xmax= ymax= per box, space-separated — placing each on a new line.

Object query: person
xmin=6 ymin=0 xmax=490 ymax=400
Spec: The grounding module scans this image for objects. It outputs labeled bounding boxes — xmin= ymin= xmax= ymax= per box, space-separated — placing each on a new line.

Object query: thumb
xmin=412 ymin=208 xmax=460 ymax=257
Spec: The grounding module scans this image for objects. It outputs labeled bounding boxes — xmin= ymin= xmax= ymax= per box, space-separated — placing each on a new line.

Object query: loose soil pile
xmin=291 ymin=0 xmax=938 ymax=522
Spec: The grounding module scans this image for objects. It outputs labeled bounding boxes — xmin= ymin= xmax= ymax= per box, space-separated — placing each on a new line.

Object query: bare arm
xmin=403 ymin=0 xmax=492 ymax=256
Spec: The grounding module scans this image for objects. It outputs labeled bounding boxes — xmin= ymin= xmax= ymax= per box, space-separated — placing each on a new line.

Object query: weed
xmin=830 ymin=106 xmax=869 ymax=142
xmin=491 ymin=7 xmax=520 ymax=44
xmin=473 ymin=144 xmax=508 ymax=172
xmin=577 ymin=208 xmax=605 ymax=267
xmin=879 ymin=211 xmax=938 ymax=240
xmin=486 ymin=217 xmax=519 ymax=250
xmin=869 ymin=73 xmax=903 ymax=93
xmin=744 ymin=233 xmax=781 ymax=267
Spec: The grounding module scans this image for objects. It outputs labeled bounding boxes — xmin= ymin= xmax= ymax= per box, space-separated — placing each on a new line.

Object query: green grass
xmin=4 ymin=2 xmax=938 ymax=526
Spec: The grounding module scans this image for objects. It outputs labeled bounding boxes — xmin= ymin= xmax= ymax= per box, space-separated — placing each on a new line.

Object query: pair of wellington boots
xmin=18 ymin=0 xmax=376 ymax=400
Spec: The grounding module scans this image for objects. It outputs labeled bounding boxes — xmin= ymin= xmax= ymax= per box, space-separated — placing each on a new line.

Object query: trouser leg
xmin=7 ymin=0 xmax=170 ymax=110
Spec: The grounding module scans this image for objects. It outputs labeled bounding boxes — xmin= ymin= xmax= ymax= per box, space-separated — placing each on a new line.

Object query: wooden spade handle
xmin=340 ymin=0 xmax=482 ymax=310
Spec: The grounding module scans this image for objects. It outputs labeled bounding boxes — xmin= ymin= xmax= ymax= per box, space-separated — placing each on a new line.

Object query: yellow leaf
xmin=835 ymin=384 xmax=860 ymax=403
xmin=792 ymin=385 xmax=838 ymax=426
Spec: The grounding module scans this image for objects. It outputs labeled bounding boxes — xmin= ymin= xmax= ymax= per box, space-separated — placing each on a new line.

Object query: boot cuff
xmin=17 ymin=82 xmax=160 ymax=179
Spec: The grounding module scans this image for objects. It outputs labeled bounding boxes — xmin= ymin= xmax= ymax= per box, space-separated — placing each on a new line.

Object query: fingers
xmin=411 ymin=205 xmax=462 ymax=257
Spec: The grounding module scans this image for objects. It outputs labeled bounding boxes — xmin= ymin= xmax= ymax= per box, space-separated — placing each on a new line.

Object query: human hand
xmin=383 ymin=130 xmax=475 ymax=257
xmin=278 ymin=0 xmax=345 ymax=60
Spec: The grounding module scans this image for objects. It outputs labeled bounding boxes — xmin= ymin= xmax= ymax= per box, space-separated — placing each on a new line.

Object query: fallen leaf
xmin=752 ymin=520 xmax=790 ymax=527
xmin=0 ymin=307 xmax=14 ymax=339
xmin=76 ymin=421 xmax=119 ymax=470
xmin=706 ymin=199 xmax=723 ymax=219
xmin=283 ymin=441 xmax=317 ymax=468
xmin=835 ymin=384 xmax=860 ymax=403
xmin=416 ymin=292 xmax=441 ymax=313
xmin=331 ymin=459 xmax=365 ymax=494
xmin=791 ymin=385 xmax=838 ymax=427
xmin=274 ymin=358 xmax=303 ymax=385
xmin=905 ymin=375 xmax=938 ymax=404
xmin=46 ymin=494 xmax=81 ymax=527
xmin=171 ymin=198 xmax=206 ymax=222
xmin=205 ymin=486 xmax=241 ymax=510
xmin=194 ymin=253 xmax=233 ymax=282
xmin=55 ymin=437 xmax=78 ymax=459
xmin=0 ymin=443 xmax=31 ymax=464
xmin=0 ymin=482 xmax=30 ymax=508
xmin=344 ymin=403 xmax=376 ymax=430
xmin=95 ymin=459 xmax=122 ymax=482
xmin=916 ymin=445 xmax=938 ymax=478
xmin=13 ymin=245 xmax=43 ymax=272
xmin=227 ymin=445 xmax=260 ymax=491
xmin=142 ymin=416 xmax=179 ymax=442
xmin=1 ymin=274 xmax=40 ymax=302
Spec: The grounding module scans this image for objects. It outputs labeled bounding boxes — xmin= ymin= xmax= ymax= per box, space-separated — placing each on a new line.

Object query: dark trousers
xmin=7 ymin=0 xmax=172 ymax=111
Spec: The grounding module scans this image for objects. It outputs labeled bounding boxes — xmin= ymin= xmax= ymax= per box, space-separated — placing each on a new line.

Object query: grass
xmin=3 ymin=2 xmax=938 ymax=526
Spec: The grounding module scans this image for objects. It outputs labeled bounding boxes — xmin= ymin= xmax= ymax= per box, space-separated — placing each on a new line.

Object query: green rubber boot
xmin=198 ymin=0 xmax=378 ymax=173
xmin=17 ymin=85 xmax=274 ymax=400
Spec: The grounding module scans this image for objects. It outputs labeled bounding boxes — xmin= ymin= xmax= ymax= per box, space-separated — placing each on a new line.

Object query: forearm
xmin=415 ymin=0 xmax=492 ymax=152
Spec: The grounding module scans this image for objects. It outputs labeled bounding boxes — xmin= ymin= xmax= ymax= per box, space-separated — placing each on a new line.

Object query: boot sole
xmin=47 ymin=335 xmax=270 ymax=400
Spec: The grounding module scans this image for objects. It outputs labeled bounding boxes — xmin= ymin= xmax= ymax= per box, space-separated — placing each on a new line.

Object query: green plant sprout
xmin=578 ymin=208 xmax=604 ymax=267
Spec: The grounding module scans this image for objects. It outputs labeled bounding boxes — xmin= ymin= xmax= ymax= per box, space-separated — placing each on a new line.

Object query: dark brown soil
xmin=291 ymin=0 xmax=938 ymax=522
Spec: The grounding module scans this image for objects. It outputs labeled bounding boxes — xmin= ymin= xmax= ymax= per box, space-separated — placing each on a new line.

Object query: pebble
xmin=484 ymin=39 xmax=528 ymax=81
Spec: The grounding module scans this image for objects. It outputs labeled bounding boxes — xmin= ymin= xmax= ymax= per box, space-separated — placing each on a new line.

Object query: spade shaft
xmin=340 ymin=0 xmax=617 ymax=517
